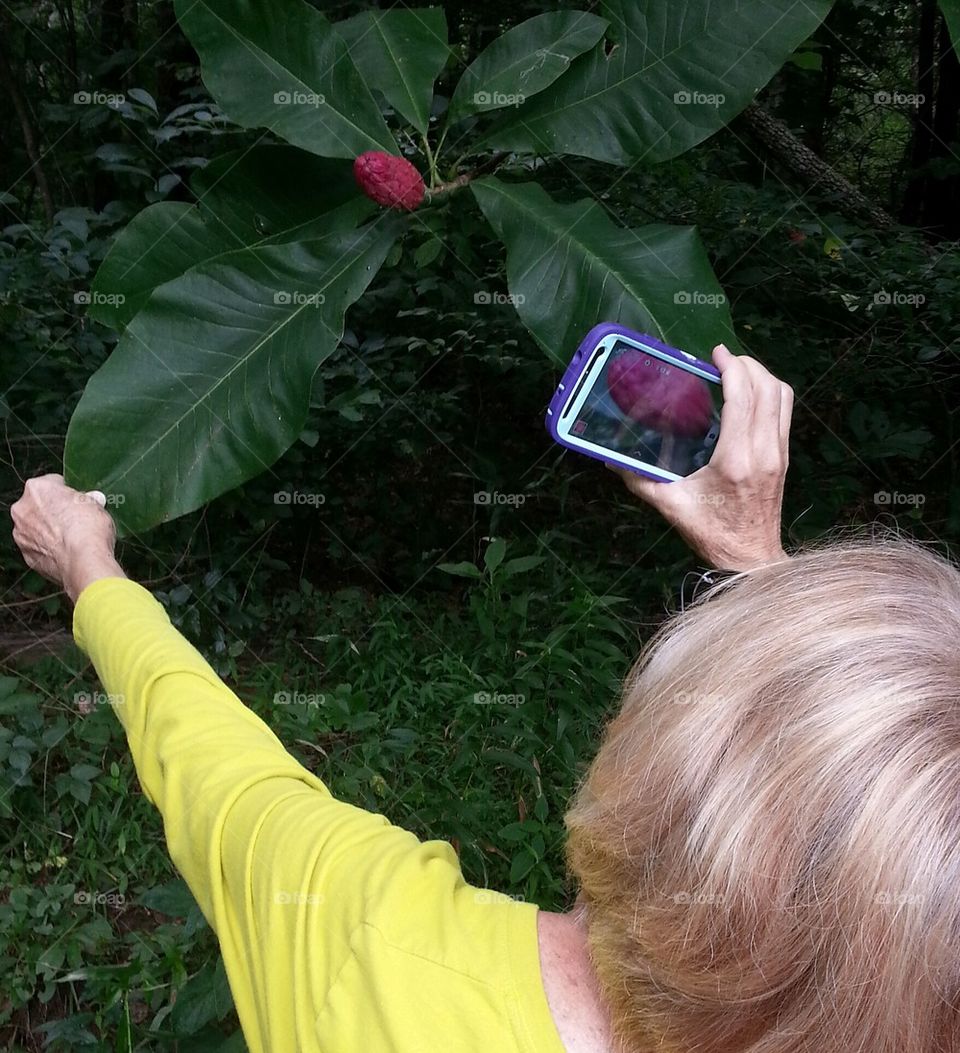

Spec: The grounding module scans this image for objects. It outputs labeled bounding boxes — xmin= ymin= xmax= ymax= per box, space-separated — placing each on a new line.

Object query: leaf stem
xmin=420 ymin=132 xmax=438 ymax=188
xmin=427 ymin=151 xmax=508 ymax=198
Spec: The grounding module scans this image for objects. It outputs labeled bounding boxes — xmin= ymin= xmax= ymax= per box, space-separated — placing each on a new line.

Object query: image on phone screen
xmin=568 ymin=340 xmax=722 ymax=477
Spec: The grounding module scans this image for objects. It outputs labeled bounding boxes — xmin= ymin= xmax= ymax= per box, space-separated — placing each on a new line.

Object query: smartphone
xmin=545 ymin=323 xmax=722 ymax=482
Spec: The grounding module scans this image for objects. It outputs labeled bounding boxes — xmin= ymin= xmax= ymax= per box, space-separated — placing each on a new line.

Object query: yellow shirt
xmin=73 ymin=577 xmax=566 ymax=1053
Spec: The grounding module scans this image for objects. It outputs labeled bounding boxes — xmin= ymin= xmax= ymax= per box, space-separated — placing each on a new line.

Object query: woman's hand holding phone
xmin=609 ymin=344 xmax=793 ymax=572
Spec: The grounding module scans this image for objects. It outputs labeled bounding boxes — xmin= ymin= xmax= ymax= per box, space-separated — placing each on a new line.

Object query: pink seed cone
xmin=607 ymin=350 xmax=714 ymax=438
xmin=353 ymin=151 xmax=425 ymax=211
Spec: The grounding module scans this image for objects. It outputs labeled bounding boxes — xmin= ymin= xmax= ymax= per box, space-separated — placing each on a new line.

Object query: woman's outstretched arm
xmin=9 ymin=478 xmax=460 ymax=1053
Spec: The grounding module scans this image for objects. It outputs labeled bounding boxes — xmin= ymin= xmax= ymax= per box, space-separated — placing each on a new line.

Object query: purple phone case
xmin=545 ymin=323 xmax=722 ymax=482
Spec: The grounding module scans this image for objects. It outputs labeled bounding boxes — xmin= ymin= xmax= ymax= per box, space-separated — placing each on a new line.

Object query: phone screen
xmin=567 ymin=340 xmax=722 ymax=477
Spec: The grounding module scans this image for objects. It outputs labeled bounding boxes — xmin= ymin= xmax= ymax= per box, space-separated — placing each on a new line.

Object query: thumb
xmin=84 ymin=490 xmax=107 ymax=508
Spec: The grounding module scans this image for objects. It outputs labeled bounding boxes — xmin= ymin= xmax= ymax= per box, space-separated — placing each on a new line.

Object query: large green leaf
xmin=335 ymin=8 xmax=452 ymax=134
xmin=90 ymin=146 xmax=372 ymax=329
xmin=174 ymin=0 xmax=395 ymax=158
xmin=89 ymin=204 xmax=225 ymax=330
xmin=446 ymin=11 xmax=608 ymax=122
xmin=940 ymin=1 xmax=960 ymax=51
xmin=65 ymin=219 xmax=401 ymax=533
xmin=483 ymin=0 xmax=834 ymax=164
xmin=471 ymin=177 xmax=740 ymax=365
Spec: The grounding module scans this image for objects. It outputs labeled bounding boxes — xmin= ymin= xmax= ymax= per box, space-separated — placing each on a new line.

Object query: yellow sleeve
xmin=72 ymin=577 xmax=448 ymax=1053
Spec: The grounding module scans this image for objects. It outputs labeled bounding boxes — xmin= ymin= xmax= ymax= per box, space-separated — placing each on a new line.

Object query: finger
xmin=84 ymin=490 xmax=107 ymax=508
xmin=709 ymin=345 xmax=753 ymax=466
xmin=737 ymin=356 xmax=782 ymax=467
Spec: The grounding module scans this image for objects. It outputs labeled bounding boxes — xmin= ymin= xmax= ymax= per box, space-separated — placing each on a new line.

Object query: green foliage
xmin=89 ymin=146 xmax=372 ymax=330
xmin=336 ymin=8 xmax=454 ymax=134
xmin=939 ymin=0 xmax=960 ymax=50
xmin=483 ymin=0 xmax=834 ymax=162
xmin=471 ymin=177 xmax=741 ymax=362
xmin=61 ymin=0 xmax=836 ymax=532
xmin=173 ymin=0 xmax=396 ymax=157
xmin=67 ymin=221 xmax=402 ymax=534
xmin=446 ymin=11 xmax=609 ymax=121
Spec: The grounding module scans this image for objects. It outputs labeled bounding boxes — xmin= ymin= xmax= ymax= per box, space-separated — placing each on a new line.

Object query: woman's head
xmin=566 ymin=536 xmax=960 ymax=1052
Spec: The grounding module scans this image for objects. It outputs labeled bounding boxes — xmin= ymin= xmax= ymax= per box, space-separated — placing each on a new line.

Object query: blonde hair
xmin=565 ymin=536 xmax=960 ymax=1052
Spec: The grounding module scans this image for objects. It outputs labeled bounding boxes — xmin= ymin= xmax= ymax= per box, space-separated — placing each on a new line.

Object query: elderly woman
xmin=12 ymin=346 xmax=953 ymax=1053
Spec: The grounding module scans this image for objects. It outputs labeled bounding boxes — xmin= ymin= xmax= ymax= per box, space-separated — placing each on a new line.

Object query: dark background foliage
xmin=0 ymin=0 xmax=958 ymax=1048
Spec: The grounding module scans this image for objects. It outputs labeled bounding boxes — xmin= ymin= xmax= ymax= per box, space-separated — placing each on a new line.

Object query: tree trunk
xmin=738 ymin=103 xmax=896 ymax=228
xmin=901 ymin=0 xmax=939 ymax=226
xmin=0 ymin=34 xmax=55 ymax=226
xmin=921 ymin=17 xmax=960 ymax=235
